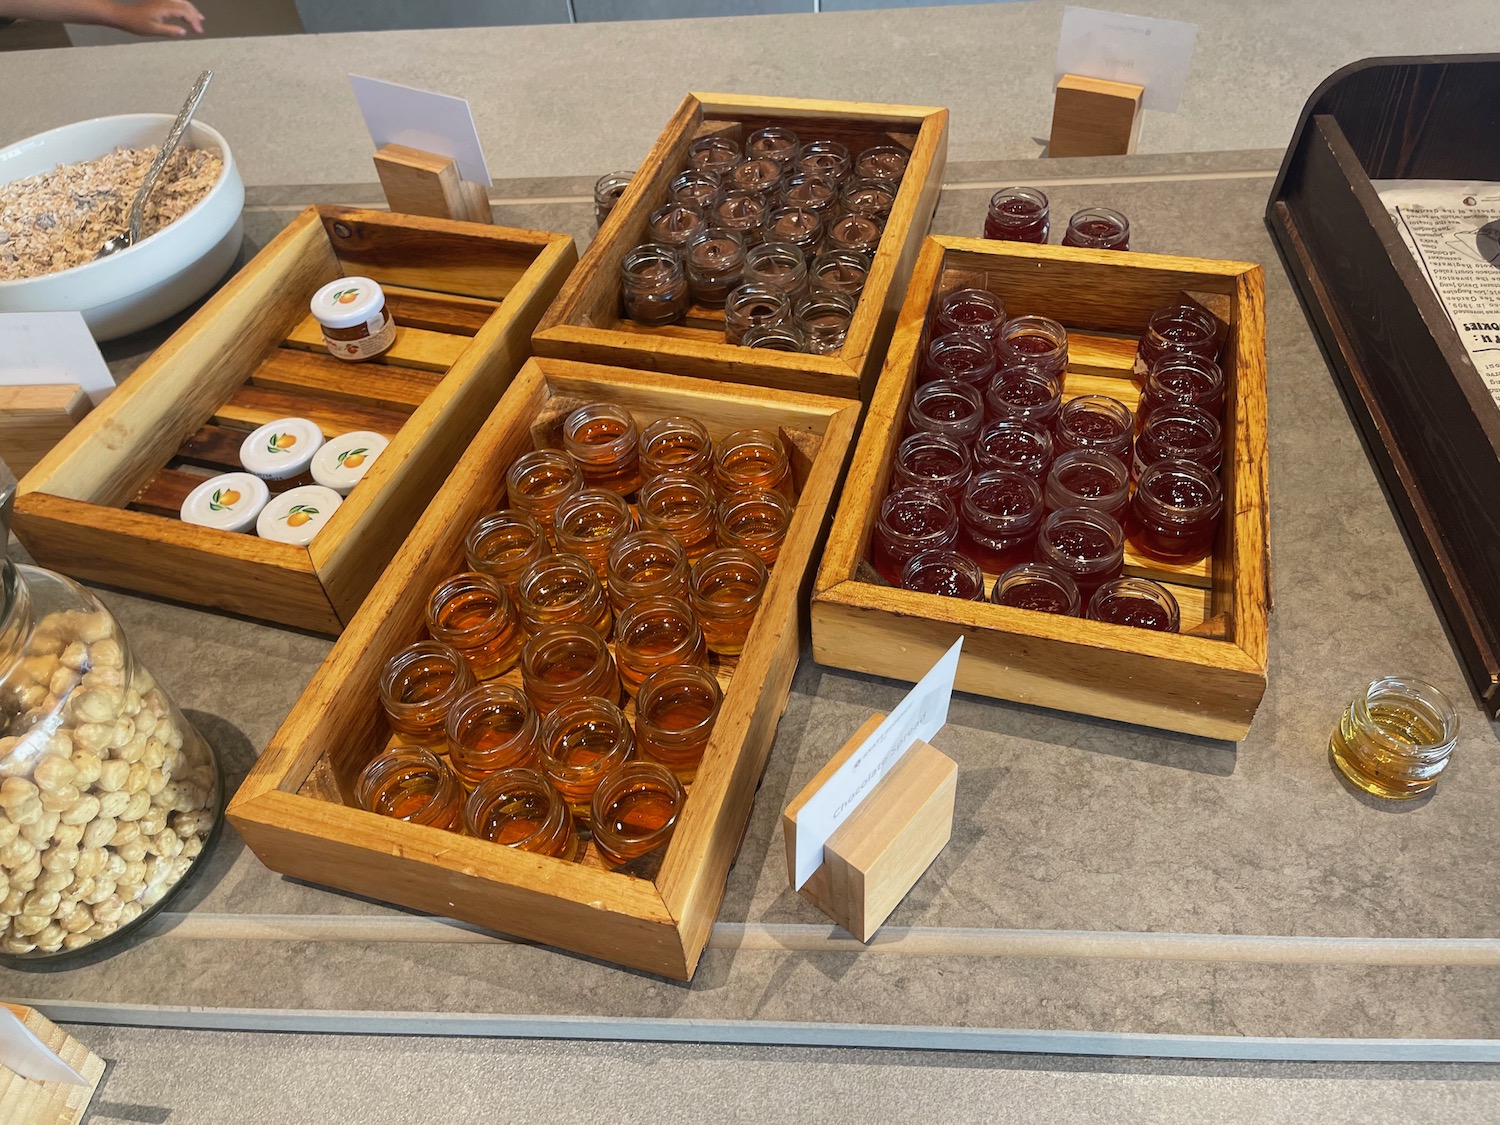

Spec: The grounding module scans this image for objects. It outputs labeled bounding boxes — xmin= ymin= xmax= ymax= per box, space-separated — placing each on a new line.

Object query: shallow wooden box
xmin=533 ymin=92 xmax=948 ymax=400
xmin=12 ymin=206 xmax=576 ymax=634
xmin=811 ymin=236 xmax=1270 ymax=740
xmin=227 ymin=357 xmax=860 ymax=979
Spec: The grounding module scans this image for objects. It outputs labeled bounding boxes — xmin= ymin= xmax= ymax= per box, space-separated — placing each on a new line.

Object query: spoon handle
xmin=128 ymin=69 xmax=214 ymax=246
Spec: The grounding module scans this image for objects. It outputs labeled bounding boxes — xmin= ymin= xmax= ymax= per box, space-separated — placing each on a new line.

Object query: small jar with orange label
xmin=311 ymin=276 xmax=397 ymax=362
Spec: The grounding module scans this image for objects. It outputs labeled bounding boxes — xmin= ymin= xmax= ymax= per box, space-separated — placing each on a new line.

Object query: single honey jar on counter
xmin=1035 ymin=506 xmax=1125 ymax=599
xmin=690 ymin=547 xmax=769 ymax=657
xmin=973 ymin=418 xmax=1054 ymax=481
xmin=984 ymin=365 xmax=1063 ymax=428
xmin=637 ymin=472 xmax=719 ymax=559
xmin=1128 ymin=458 xmax=1223 ymax=563
xmin=997 ymin=315 xmax=1069 ymax=377
xmin=614 ymin=596 xmax=708 ymax=698
xmin=505 ymin=450 xmax=584 ymax=544
xmin=464 ymin=767 xmax=579 ymax=858
xmin=984 ymin=186 xmax=1049 ymax=243
xmin=892 ymin=432 xmax=972 ymax=505
xmin=519 ymin=624 xmax=620 ymax=716
xmin=540 ymin=695 xmax=635 ymax=822
xmin=713 ymin=428 xmax=793 ymax=498
xmin=606 ymin=531 xmax=691 ymax=615
xmin=958 ymin=469 xmax=1045 ymax=574
xmin=554 ymin=488 xmax=634 ymax=580
xmin=1053 ymin=395 xmax=1134 ymax=464
xmin=590 ymin=761 xmax=685 ymax=869
xmin=1086 ymin=577 xmax=1181 ymax=633
xmin=717 ymin=487 xmax=794 ymax=567
xmin=356 ymin=748 xmax=463 ymax=830
xmin=1043 ymin=449 xmax=1130 ymax=517
xmin=936 ymin=288 xmax=1007 ymax=343
xmin=635 ymin=665 xmax=723 ymax=783
xmin=446 ymin=683 xmax=542 ymax=787
xmin=907 ymin=379 xmax=984 ymax=443
xmin=871 ymin=487 xmax=959 ymax=586
xmin=1141 ymin=353 xmax=1226 ymax=421
xmin=922 ymin=332 xmax=996 ymax=388
xmin=991 ymin=561 xmax=1082 ymax=616
xmin=515 ymin=552 xmax=612 ymax=637
xmin=426 ymin=571 xmax=525 ymax=680
xmin=1329 ymin=676 xmax=1460 ymax=800
xmin=563 ymin=402 xmax=644 ymax=496
xmin=640 ymin=416 xmax=714 ymax=479
xmin=378 ymin=640 xmax=477 ymax=747
xmin=900 ymin=549 xmax=986 ymax=600
xmin=465 ymin=509 xmax=550 ymax=598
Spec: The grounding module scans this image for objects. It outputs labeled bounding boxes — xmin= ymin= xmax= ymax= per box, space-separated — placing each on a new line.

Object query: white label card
xmin=349 ymin=74 xmax=493 ymax=187
xmin=0 ymin=1007 xmax=87 ymax=1086
xmin=793 ymin=638 xmax=963 ymax=889
xmin=0 ymin=311 xmax=116 ymax=405
xmin=1055 ymin=6 xmax=1198 ymax=114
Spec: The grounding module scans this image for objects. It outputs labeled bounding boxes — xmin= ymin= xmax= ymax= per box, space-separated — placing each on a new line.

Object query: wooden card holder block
xmin=12 ymin=206 xmax=575 ymax=633
xmin=0 ymin=385 xmax=91 ymax=478
xmin=533 ymin=92 xmax=949 ymax=400
xmin=0 ymin=1005 xmax=104 ymax=1125
xmin=228 ymin=357 xmax=861 ymax=980
xmin=1048 ymin=74 xmax=1145 ymax=158
xmin=783 ymin=713 xmax=957 ymax=942
xmin=374 ymin=143 xmax=494 ymax=225
xmin=810 ymin=236 xmax=1270 ymax=740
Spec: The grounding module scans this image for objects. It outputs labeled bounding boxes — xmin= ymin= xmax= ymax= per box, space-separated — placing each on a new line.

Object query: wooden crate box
xmin=12 ymin=207 xmax=577 ymax=634
xmin=227 ymin=357 xmax=861 ymax=980
xmin=811 ymin=236 xmax=1270 ymax=740
xmin=533 ymin=92 xmax=948 ymax=400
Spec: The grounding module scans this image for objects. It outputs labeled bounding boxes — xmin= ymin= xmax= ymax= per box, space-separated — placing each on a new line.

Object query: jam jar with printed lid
xmin=310 ymin=276 xmax=396 ymax=362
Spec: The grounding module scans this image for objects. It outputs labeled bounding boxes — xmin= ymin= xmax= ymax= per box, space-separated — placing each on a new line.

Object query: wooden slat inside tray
xmin=174 ymin=424 xmax=251 ymax=472
xmin=250 ymin=349 xmax=444 ymax=412
xmin=131 ymin=466 xmax=214 ymax=518
xmin=382 ymin=285 xmax=499 ymax=336
xmin=284 ymin=313 xmax=469 ymax=372
xmin=214 ymin=385 xmax=411 ymax=441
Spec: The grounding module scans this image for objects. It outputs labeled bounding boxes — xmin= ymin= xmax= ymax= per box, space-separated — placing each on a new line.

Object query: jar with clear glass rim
xmin=779 ymin=172 xmax=840 ymax=218
xmin=1330 ymin=676 xmax=1460 ymax=799
xmin=1134 ymin=405 xmax=1223 ymax=477
xmin=637 ymin=471 xmax=718 ymax=560
xmin=379 ymin=639 xmax=476 ymax=747
xmin=685 ymin=230 xmax=746 ymax=308
xmin=593 ymin=170 xmax=634 ymax=227
xmin=826 ymin=212 xmax=883 ymax=257
xmin=445 ymin=682 xmax=542 ymax=787
xmin=640 ymin=416 xmax=713 ymax=478
xmin=745 ymin=125 xmax=799 ymax=168
xmin=590 ymin=761 xmax=685 ymax=868
xmin=742 ymin=323 xmax=806 ymax=352
xmin=1129 ymin=458 xmax=1223 ymax=563
xmin=515 ymin=552 xmax=612 ymax=637
xmin=899 ymin=549 xmax=986 ymax=600
xmin=614 ymin=595 xmax=708 ymax=699
xmin=990 ymin=560 xmax=1081 ymax=616
xmin=669 ymin=168 xmax=722 ymax=212
xmin=540 ymin=695 xmax=635 ymax=821
xmin=553 ymin=488 xmax=634 ymax=580
xmin=958 ymin=468 xmax=1045 ymax=573
xmin=356 ymin=748 xmax=463 ymax=830
xmin=688 ymin=134 xmax=740 ymax=177
xmin=606 ymin=531 xmax=691 ymax=615
xmin=465 ymin=509 xmax=550 ymax=598
xmin=505 ymin=450 xmax=583 ymax=544
xmin=923 ymin=332 xmax=996 ymax=388
xmin=974 ymin=418 xmax=1053 ymax=481
xmin=563 ymin=401 xmax=643 ymax=497
xmin=936 ymin=288 xmax=1007 ymax=343
xmin=709 ymin=191 xmax=769 ymax=248
xmin=647 ymin=202 xmax=707 ymax=251
xmin=795 ymin=140 xmax=851 ymax=183
xmin=743 ymin=241 xmax=809 ymax=302
xmin=464 ymin=767 xmax=578 ymax=858
xmin=765 ymin=207 xmax=824 ymax=257
xmin=635 ymin=664 xmax=723 ymax=783
xmin=728 ymin=157 xmax=786 ymax=199
xmin=996 ymin=315 xmax=1069 ymax=377
xmin=1142 ymin=353 xmax=1226 ymax=421
xmin=855 ymin=143 xmax=909 ymax=183
xmin=907 ymin=379 xmax=984 ymax=443
xmin=984 ymin=186 xmax=1049 ymax=243
xmin=870 ymin=487 xmax=959 ymax=585
xmin=795 ymin=289 xmax=855 ymax=356
xmin=426 ymin=571 xmax=524 ymax=680
xmin=1034 ymin=506 xmax=1125 ymax=599
xmin=1044 ymin=448 xmax=1130 ymax=516
xmin=893 ymin=431 xmax=971 ymax=505
xmin=712 ymin=428 xmax=793 ymax=498
xmin=519 ymin=624 xmax=619 ymax=716
xmin=690 ymin=547 xmax=769 ymax=657
xmin=1136 ymin=303 xmax=1220 ymax=372
xmin=1054 ymin=395 xmax=1134 ymax=464
xmin=723 ymin=283 xmax=791 ymax=346
xmin=1086 ymin=577 xmax=1181 ymax=632
xmin=620 ymin=243 xmax=689 ymax=327
xmin=1063 ymin=206 xmax=1130 ymax=250
xmin=717 ymin=487 xmax=794 ymax=566
xmin=841 ymin=177 xmax=897 ymax=220
xmin=984 ymin=365 xmax=1062 ymax=427
xmin=809 ymin=250 xmax=869 ymax=298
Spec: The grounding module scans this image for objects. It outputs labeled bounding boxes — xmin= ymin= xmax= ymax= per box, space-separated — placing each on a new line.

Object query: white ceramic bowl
xmin=0 ymin=113 xmax=245 ymax=340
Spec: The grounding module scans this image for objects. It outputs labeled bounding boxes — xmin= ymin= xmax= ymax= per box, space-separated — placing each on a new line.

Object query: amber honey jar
xmin=378 ymin=640 xmax=477 ymax=747
xmin=590 ymin=761 xmax=685 ymax=868
xmin=958 ymin=469 xmax=1045 ymax=574
xmin=712 ymin=428 xmax=792 ymax=499
xmin=614 ymin=595 xmax=708 ymax=699
xmin=1128 ymin=458 xmax=1223 ymax=563
xmin=640 ymin=416 xmax=714 ymax=479
xmin=1035 ymin=506 xmax=1125 ymax=599
xmin=563 ymin=402 xmax=644 ymax=496
xmin=923 ymin=332 xmax=996 ymax=388
xmin=445 ymin=682 xmax=542 ymax=788
xmin=464 ymin=767 xmax=579 ymax=858
xmin=606 ymin=531 xmax=691 ymax=615
xmin=554 ymin=488 xmax=634 ymax=580
xmin=515 ymin=552 xmax=612 ymax=637
xmin=991 ymin=561 xmax=1081 ymax=616
xmin=1330 ymin=676 xmax=1460 ymax=800
xmin=637 ymin=472 xmax=718 ymax=560
xmin=464 ymin=509 xmax=550 ymax=598
xmin=426 ymin=571 xmax=525 ymax=680
xmin=539 ymin=695 xmax=635 ymax=821
xmin=519 ymin=624 xmax=619 ymax=716
xmin=356 ymin=748 xmax=463 ymax=830
xmin=635 ymin=664 xmax=723 ymax=783
xmin=984 ymin=366 xmax=1062 ymax=428
xmin=973 ymin=418 xmax=1054 ymax=481
xmin=899 ymin=549 xmax=986 ymax=600
xmin=505 ymin=450 xmax=584 ymax=544
xmin=716 ymin=488 xmax=793 ymax=567
xmin=908 ymin=379 xmax=984 ymax=443
xmin=690 ymin=547 xmax=768 ymax=657
xmin=892 ymin=432 xmax=972 ymax=505
xmin=1086 ymin=577 xmax=1181 ymax=633
xmin=871 ymin=487 xmax=958 ymax=586
xmin=997 ymin=315 xmax=1069 ymax=377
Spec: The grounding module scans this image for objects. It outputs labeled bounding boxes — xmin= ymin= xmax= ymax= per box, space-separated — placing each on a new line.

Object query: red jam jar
xmin=1134 ymin=405 xmax=1223 ymax=477
xmin=841 ymin=177 xmax=897 ymax=220
xmin=1035 ymin=506 xmax=1125 ymax=598
xmin=907 ymin=379 xmax=984 ymax=442
xmin=984 ymin=186 xmax=1049 ymax=243
xmin=892 ymin=432 xmax=971 ymax=504
xmin=1137 ymin=303 xmax=1220 ymax=372
xmin=922 ymin=332 xmax=995 ymax=388
xmin=991 ymin=561 xmax=1081 ymax=616
xmin=1129 ymin=459 xmax=1223 ymax=563
xmin=984 ymin=365 xmax=1062 ymax=427
xmin=745 ymin=125 xmax=799 ymax=168
xmin=1053 ymin=394 xmax=1133 ymax=463
xmin=647 ymin=202 xmax=707 ymax=250
xmin=900 ymin=549 xmax=986 ymax=600
xmin=1142 ymin=353 xmax=1226 ymax=422
xmin=1043 ymin=448 xmax=1130 ymax=516
xmin=997 ymin=315 xmax=1069 ymax=377
xmin=1086 ymin=577 xmax=1181 ymax=632
xmin=973 ymin=418 xmax=1054 ymax=480
xmin=936 ymin=288 xmax=1007 ymax=344
xmin=620 ymin=244 xmax=689 ymax=327
xmin=688 ymin=134 xmax=740 ymax=176
xmin=871 ymin=487 xmax=959 ymax=585
xmin=957 ymin=469 xmax=1045 ymax=573
xmin=1062 ymin=207 xmax=1130 ymax=250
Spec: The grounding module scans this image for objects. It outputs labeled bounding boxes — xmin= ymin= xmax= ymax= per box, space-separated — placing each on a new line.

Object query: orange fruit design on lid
xmin=208 ymin=487 xmax=240 ymax=512
xmin=331 ymin=286 xmax=361 ymax=305
xmin=338 ymin=447 xmax=369 ymax=470
xmin=285 ymin=504 xmax=319 ymax=528
xmin=267 ymin=432 xmax=298 ymax=453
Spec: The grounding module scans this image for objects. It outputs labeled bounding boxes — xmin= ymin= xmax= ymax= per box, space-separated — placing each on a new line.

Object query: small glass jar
xmin=1142 ymin=353 xmax=1226 ymax=420
xmin=636 ymin=665 xmax=723 ymax=783
xmin=809 ymin=250 xmax=870 ymax=298
xmin=712 ymin=428 xmax=792 ymax=498
xmin=620 ymin=243 xmax=689 ymax=327
xmin=426 ymin=571 xmax=524 ymax=680
xmin=688 ymin=134 xmax=741 ymax=177
xmin=746 ymin=125 xmax=800 ymax=168
xmin=743 ymin=323 xmax=807 ymax=352
xmin=1129 ymin=459 xmax=1223 ymax=562
xmin=357 ymin=748 xmax=462 ymax=830
xmin=464 ymin=509 xmax=550 ymax=598
xmin=795 ymin=289 xmax=856 ymax=355
xmin=871 ymin=487 xmax=959 ymax=585
xmin=591 ymin=761 xmax=685 ymax=868
xmin=936 ymin=288 xmax=1007 ymax=343
xmin=795 ymin=139 xmax=851 ymax=183
xmin=446 ymin=683 xmax=542 ymax=787
xmin=922 ymin=332 xmax=996 ymax=388
xmin=641 ymin=415 xmax=713 ymax=478
xmin=614 ymin=595 xmax=708 ymax=698
xmin=464 ymin=767 xmax=578 ymax=858
xmin=958 ymin=469 xmax=1045 ymax=573
xmin=728 ymin=157 xmax=786 ymax=199
xmin=854 ymin=143 xmax=909 ymax=184
xmin=1330 ymin=676 xmax=1460 ymax=800
xmin=984 ymin=186 xmax=1049 ymax=243
xmin=668 ymin=168 xmax=722 ymax=211
xmin=310 ymin=277 xmax=395 ymax=363
xmin=607 ymin=531 xmax=690 ymax=615
xmin=780 ymin=172 xmax=840 ymax=218
xmin=379 ymin=639 xmax=476 ymax=747
xmin=1134 ymin=405 xmax=1223 ymax=477
xmin=892 ymin=431 xmax=971 ymax=505
xmin=984 ymin=366 xmax=1062 ymax=427
xmin=540 ymin=695 xmax=635 ymax=821
xmin=1054 ymin=395 xmax=1134 ymax=463
xmin=743 ymin=241 xmax=810 ymax=302
xmin=841 ymin=177 xmax=897 ymax=220
xmin=638 ymin=471 xmax=718 ymax=559
xmin=515 ymin=552 xmax=612 ymax=637
xmin=765 ymin=206 xmax=825 ymax=257
xmin=1063 ymin=207 xmax=1130 ymax=250
xmin=647 ymin=202 xmax=707 ymax=250
xmin=563 ymin=401 xmax=643 ymax=496
xmin=685 ymin=230 xmax=746 ymax=307
xmin=825 ymin=212 xmax=883 ymax=257
xmin=594 ymin=170 xmax=634 ymax=227
xmin=1035 ymin=506 xmax=1125 ymax=599
xmin=505 ymin=451 xmax=584 ymax=545
xmin=1137 ymin=303 xmax=1220 ymax=372
xmin=723 ymin=283 xmax=792 ymax=346
xmin=1087 ymin=577 xmax=1181 ymax=632
xmin=900 ymin=549 xmax=986 ymax=600
xmin=553 ymin=488 xmax=634 ymax=580
xmin=991 ymin=561 xmax=1082 ymax=616
xmin=1044 ymin=449 xmax=1130 ymax=516
xmin=716 ymin=487 xmax=794 ymax=566
xmin=997 ymin=316 xmax=1069 ymax=377
xmin=690 ymin=547 xmax=768 ymax=656
xmin=973 ymin=418 xmax=1054 ymax=481
xmin=519 ymin=624 xmax=619 ymax=716
xmin=709 ymin=190 xmax=769 ymax=247
xmin=907 ymin=379 xmax=984 ymax=442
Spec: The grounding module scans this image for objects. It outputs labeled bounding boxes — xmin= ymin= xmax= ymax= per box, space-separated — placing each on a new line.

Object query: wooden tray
xmin=810 ymin=236 xmax=1270 ymax=741
xmin=12 ymin=206 xmax=576 ymax=634
xmin=1267 ymin=54 xmax=1500 ymax=715
xmin=226 ymin=357 xmax=860 ymax=979
xmin=533 ymin=92 xmax=948 ymax=401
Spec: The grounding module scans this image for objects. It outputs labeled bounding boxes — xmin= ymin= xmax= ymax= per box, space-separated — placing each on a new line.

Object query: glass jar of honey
xmin=640 ymin=416 xmax=713 ymax=478
xmin=712 ymin=429 xmax=792 ymax=498
xmin=426 ymin=571 xmax=525 ymax=680
xmin=1035 ymin=506 xmax=1125 ymax=599
xmin=1062 ymin=207 xmax=1130 ymax=250
xmin=871 ymin=487 xmax=959 ymax=585
xmin=606 ymin=531 xmax=690 ymax=616
xmin=464 ymin=767 xmax=578 ymax=858
xmin=936 ymin=288 xmax=1007 ymax=344
xmin=356 ymin=748 xmax=462 ymax=830
xmin=614 ymin=596 xmax=708 ymax=698
xmin=907 ymin=379 xmax=984 ymax=443
xmin=997 ymin=316 xmax=1069 ymax=377
xmin=1330 ymin=676 xmax=1460 ymax=800
xmin=519 ymin=624 xmax=619 ymax=716
xmin=991 ymin=560 xmax=1082 ymax=616
xmin=505 ymin=451 xmax=584 ymax=544
xmin=1054 ymin=395 xmax=1134 ymax=464
xmin=716 ymin=488 xmax=794 ymax=567
xmin=984 ymin=366 xmax=1062 ymax=428
xmin=984 ymin=186 xmax=1049 ymax=243
xmin=515 ymin=552 xmax=612 ymax=637
xmin=635 ymin=665 xmax=723 ymax=783
xmin=446 ymin=682 xmax=542 ymax=787
xmin=1044 ymin=449 xmax=1130 ymax=517
xmin=1086 ymin=577 xmax=1181 ymax=632
xmin=378 ymin=640 xmax=476 ymax=747
xmin=638 ymin=472 xmax=718 ymax=559
xmin=465 ymin=509 xmax=550 ymax=599
xmin=899 ymin=549 xmax=986 ymax=600
xmin=958 ymin=469 xmax=1045 ymax=573
xmin=973 ymin=418 xmax=1054 ymax=481
xmin=590 ymin=761 xmax=685 ymax=868
xmin=1128 ymin=459 xmax=1223 ymax=563
xmin=553 ymin=488 xmax=634 ymax=580
xmin=563 ymin=402 xmax=643 ymax=496
xmin=689 ymin=547 xmax=768 ymax=657
xmin=620 ymin=243 xmax=689 ymax=327
xmin=540 ymin=695 xmax=635 ymax=821
xmin=923 ymin=333 xmax=996 ymax=389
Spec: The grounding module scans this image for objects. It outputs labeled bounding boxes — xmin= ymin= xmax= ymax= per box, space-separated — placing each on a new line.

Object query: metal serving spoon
xmin=95 ymin=69 xmax=214 ymax=260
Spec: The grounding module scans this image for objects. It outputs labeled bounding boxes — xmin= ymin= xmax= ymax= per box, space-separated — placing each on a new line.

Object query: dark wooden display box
xmin=1267 ymin=54 xmax=1500 ymax=715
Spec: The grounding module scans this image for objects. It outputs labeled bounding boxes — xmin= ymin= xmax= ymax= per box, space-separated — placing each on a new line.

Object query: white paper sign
xmin=349 ymin=74 xmax=492 ymax=187
xmin=1055 ymin=6 xmax=1198 ymax=114
xmin=0 ymin=1007 xmax=87 ymax=1086
xmin=793 ymin=638 xmax=963 ymax=889
xmin=0 ymin=311 xmax=115 ymax=405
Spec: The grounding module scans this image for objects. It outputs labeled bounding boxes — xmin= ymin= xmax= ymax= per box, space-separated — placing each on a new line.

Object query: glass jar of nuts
xmin=0 ymin=559 xmax=220 ymax=961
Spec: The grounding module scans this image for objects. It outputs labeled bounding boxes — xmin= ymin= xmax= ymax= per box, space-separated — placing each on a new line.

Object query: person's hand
xmin=111 ymin=0 xmax=204 ymax=37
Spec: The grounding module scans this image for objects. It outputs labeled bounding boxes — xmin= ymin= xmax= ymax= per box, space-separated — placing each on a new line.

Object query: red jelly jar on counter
xmin=935 ymin=288 xmax=1007 ymax=344
xmin=973 ymin=418 xmax=1054 ymax=480
xmin=991 ymin=561 xmax=1081 ymax=616
xmin=871 ymin=487 xmax=959 ymax=585
xmin=891 ymin=431 xmax=972 ymax=504
xmin=1086 ymin=577 xmax=1181 ymax=633
xmin=984 ymin=186 xmax=1050 ymax=243
xmin=907 ymin=379 xmax=984 ymax=443
xmin=1129 ymin=459 xmax=1223 ymax=563
xmin=984 ymin=365 xmax=1062 ymax=427
xmin=957 ymin=469 xmax=1045 ymax=573
xmin=1062 ymin=207 xmax=1130 ymax=250
xmin=1141 ymin=353 xmax=1226 ymax=421
xmin=1043 ymin=449 xmax=1129 ymax=516
xmin=1035 ymin=506 xmax=1125 ymax=598
xmin=1053 ymin=395 xmax=1133 ymax=463
xmin=1134 ymin=405 xmax=1223 ymax=477
xmin=900 ymin=549 xmax=986 ymax=600
xmin=922 ymin=332 xmax=996 ymax=388
xmin=997 ymin=316 xmax=1069 ymax=377
xmin=1137 ymin=303 xmax=1220 ymax=372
